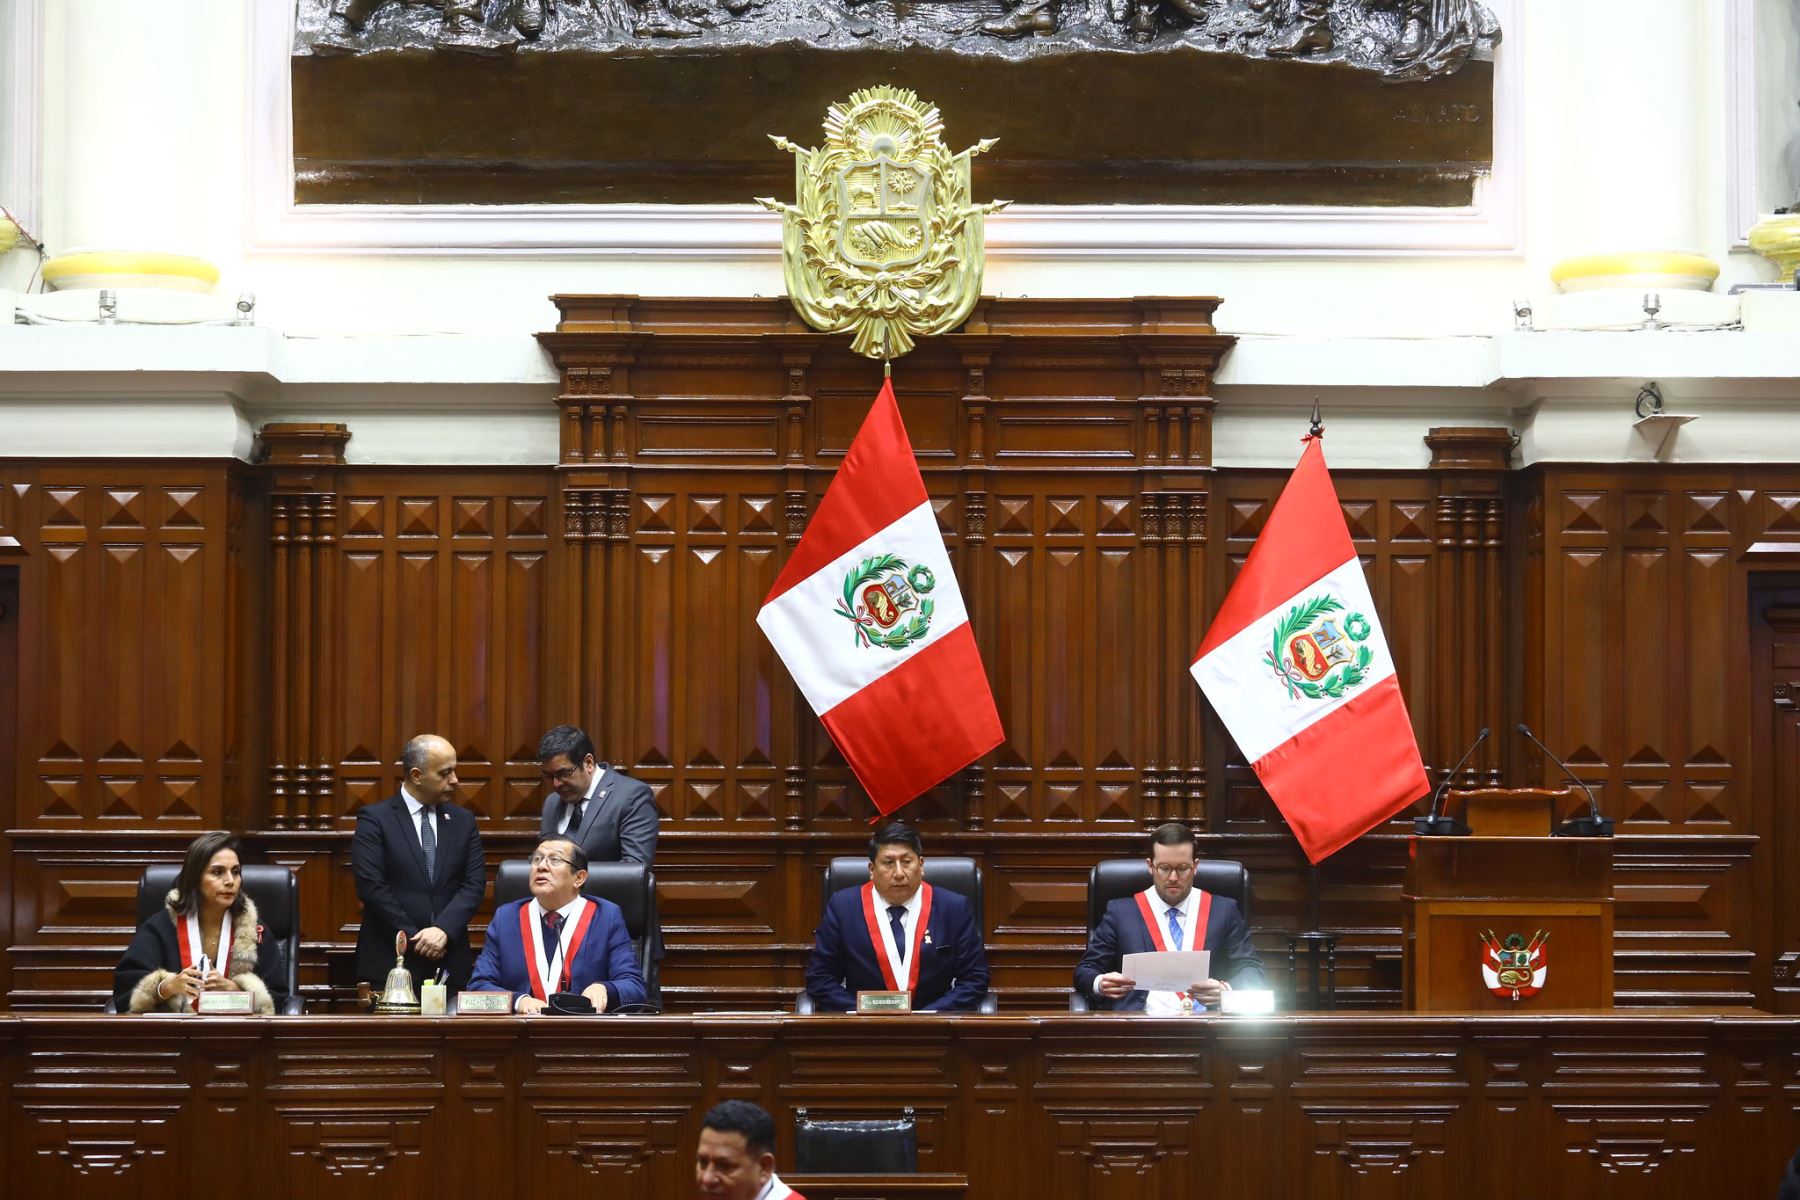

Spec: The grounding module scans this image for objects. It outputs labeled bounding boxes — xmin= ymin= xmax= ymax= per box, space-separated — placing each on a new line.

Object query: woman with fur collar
xmin=112 ymin=831 xmax=287 ymax=1014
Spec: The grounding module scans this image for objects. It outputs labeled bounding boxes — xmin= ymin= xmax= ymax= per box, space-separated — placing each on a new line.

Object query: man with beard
xmin=1075 ymin=822 xmax=1266 ymax=1011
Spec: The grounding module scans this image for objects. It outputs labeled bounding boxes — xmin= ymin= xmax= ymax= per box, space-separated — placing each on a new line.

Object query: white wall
xmin=3 ymin=0 xmax=1797 ymax=468
xmin=19 ymin=0 xmax=1781 ymax=340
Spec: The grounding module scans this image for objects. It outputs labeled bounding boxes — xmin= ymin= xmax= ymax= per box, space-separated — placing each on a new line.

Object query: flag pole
xmin=1290 ymin=400 xmax=1335 ymax=1009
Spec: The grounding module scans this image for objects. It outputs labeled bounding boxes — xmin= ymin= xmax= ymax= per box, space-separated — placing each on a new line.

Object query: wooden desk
xmin=2 ymin=1012 xmax=1795 ymax=1199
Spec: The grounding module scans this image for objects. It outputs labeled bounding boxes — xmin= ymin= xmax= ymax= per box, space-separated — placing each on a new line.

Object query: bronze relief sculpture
xmin=298 ymin=0 xmax=1497 ymax=80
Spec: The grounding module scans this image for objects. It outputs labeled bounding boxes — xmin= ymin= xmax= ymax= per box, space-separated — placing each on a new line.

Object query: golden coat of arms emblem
xmin=758 ymin=86 xmax=1007 ymax=361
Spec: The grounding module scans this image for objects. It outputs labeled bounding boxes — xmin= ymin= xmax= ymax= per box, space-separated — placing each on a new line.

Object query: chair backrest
xmin=1086 ymin=858 xmax=1249 ymax=933
xmin=133 ymin=862 xmax=301 ymax=1012
xmin=493 ymin=859 xmax=658 ymax=1002
xmin=822 ymin=855 xmax=983 ymax=918
xmin=793 ymin=1106 xmax=918 ymax=1175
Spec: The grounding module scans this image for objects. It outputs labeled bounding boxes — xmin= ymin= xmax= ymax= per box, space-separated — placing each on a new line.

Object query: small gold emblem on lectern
xmin=758 ymin=86 xmax=1008 ymax=362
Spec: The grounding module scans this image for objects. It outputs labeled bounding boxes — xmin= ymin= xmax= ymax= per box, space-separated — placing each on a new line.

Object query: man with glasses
xmin=537 ymin=725 xmax=658 ymax=867
xmin=1075 ymin=822 xmax=1265 ymax=1012
xmin=466 ymin=834 xmax=646 ymax=1013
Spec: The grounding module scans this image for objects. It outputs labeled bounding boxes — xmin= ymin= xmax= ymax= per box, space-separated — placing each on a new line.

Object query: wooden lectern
xmin=1403 ymin=787 xmax=1613 ymax=1010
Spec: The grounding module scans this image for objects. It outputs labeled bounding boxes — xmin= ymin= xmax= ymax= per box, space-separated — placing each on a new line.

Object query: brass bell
xmin=375 ymin=930 xmax=421 ymax=1014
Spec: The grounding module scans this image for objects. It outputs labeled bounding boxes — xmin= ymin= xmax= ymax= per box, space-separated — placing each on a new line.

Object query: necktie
xmin=1167 ymin=906 xmax=1183 ymax=951
xmin=419 ymin=807 xmax=437 ymax=881
xmin=565 ymin=798 xmax=585 ymax=833
xmin=887 ymin=905 xmax=907 ymax=962
xmin=542 ymin=910 xmax=566 ymax=991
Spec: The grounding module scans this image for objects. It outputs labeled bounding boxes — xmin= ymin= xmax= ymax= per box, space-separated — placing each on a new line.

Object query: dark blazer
xmin=466 ymin=895 xmax=646 ymax=1009
xmin=1074 ymin=889 xmax=1267 ymax=1011
xmin=352 ymin=793 xmax=487 ymax=991
xmin=112 ymin=902 xmax=288 ymax=1014
xmin=805 ymin=883 xmax=988 ymax=1013
xmin=541 ymin=766 xmax=662 ymax=961
xmin=538 ymin=765 xmax=659 ymax=866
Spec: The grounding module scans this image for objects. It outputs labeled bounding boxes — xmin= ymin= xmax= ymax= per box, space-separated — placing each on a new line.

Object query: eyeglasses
xmin=539 ymin=765 xmax=580 ymax=783
xmin=1151 ymin=863 xmax=1196 ymax=878
xmin=528 ymin=853 xmax=573 ymax=869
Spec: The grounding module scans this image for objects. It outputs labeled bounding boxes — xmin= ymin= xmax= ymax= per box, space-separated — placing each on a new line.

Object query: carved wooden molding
xmin=258 ymin=422 xmax=350 ymax=468
xmin=1425 ymin=426 xmax=1513 ymax=472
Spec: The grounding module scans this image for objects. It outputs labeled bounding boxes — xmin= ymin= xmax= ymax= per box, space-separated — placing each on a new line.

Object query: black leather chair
xmin=106 ymin=863 xmax=304 ymax=1014
xmin=493 ymin=859 xmax=659 ymax=1006
xmin=793 ymin=1106 xmax=918 ymax=1175
xmin=796 ymin=855 xmax=998 ymax=1014
xmin=1069 ymin=857 xmax=1250 ymax=1012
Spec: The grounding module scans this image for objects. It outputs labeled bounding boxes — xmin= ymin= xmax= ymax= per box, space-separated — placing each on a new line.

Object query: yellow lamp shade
xmin=40 ymin=251 xmax=220 ymax=293
xmin=1550 ymin=252 xmax=1719 ymax=294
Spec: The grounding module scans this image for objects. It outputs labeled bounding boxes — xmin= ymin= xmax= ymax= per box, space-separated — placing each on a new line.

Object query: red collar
xmin=1135 ymin=888 xmax=1212 ymax=953
xmin=859 ymin=882 xmax=934 ymax=991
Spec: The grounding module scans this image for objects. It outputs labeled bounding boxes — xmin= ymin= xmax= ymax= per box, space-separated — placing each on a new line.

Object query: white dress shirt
xmin=557 ymin=769 xmax=606 ymax=835
xmin=400 ymin=784 xmax=435 ymax=852
xmin=1141 ymin=886 xmax=1201 ymax=1016
xmin=875 ymin=885 xmax=924 ymax=987
xmin=519 ymin=893 xmax=591 ymax=1008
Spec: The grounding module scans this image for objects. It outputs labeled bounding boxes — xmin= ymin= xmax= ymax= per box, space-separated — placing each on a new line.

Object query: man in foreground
xmin=804 ymin=822 xmax=988 ymax=1012
xmin=695 ymin=1100 xmax=805 ymax=1200
xmin=1075 ymin=822 xmax=1267 ymax=1011
xmin=466 ymin=835 xmax=645 ymax=1013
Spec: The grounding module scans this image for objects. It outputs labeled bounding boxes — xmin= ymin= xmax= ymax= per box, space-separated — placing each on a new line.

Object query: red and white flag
xmin=1190 ymin=437 xmax=1428 ymax=862
xmin=757 ymin=381 xmax=1003 ymax=817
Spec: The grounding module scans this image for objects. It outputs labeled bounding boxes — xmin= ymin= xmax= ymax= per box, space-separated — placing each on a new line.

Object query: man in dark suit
xmin=537 ymin=724 xmax=658 ymax=866
xmin=351 ymin=733 xmax=488 ymax=993
xmin=1075 ymin=822 xmax=1266 ymax=1012
xmin=466 ymin=835 xmax=645 ymax=1013
xmin=804 ymin=822 xmax=988 ymax=1012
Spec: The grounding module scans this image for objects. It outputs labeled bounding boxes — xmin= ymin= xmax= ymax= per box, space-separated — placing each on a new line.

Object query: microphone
xmin=1515 ymin=723 xmax=1613 ymax=837
xmin=1413 ymin=727 xmax=1487 ymax=836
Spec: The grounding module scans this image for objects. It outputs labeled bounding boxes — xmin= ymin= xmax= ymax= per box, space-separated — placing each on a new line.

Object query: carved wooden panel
xmin=1 ymin=467 xmax=240 ymax=830
xmin=5 ymin=306 xmax=1800 ymax=1018
xmin=5 ymin=1013 xmax=1784 ymax=1200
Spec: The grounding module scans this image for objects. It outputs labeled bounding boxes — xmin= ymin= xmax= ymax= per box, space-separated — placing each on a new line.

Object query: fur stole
xmin=127 ymin=891 xmax=274 ymax=1014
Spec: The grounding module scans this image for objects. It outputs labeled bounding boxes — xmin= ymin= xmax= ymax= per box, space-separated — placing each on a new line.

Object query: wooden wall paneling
xmin=1426 ymin=427 xmax=1511 ymax=790
xmin=5 ymin=1013 xmax=1800 ymax=1199
xmin=261 ymin=423 xmax=349 ymax=830
xmin=0 ymin=460 xmax=246 ymax=1006
xmin=0 ymin=563 xmax=16 ymax=1002
xmin=321 ymin=468 xmax=557 ymax=828
xmin=955 ymin=344 xmax=997 ymax=832
xmin=1753 ymin=590 xmax=1800 ymax=1008
xmin=1526 ymin=466 xmax=1774 ymax=1006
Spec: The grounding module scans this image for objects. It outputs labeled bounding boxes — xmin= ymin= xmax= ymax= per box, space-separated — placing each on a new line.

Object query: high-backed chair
xmin=796 ymin=855 xmax=998 ymax=1014
xmin=492 ymin=859 xmax=659 ymax=1006
xmin=106 ymin=863 xmax=304 ymax=1014
xmin=792 ymin=1106 xmax=918 ymax=1175
xmin=1069 ymin=857 xmax=1250 ymax=1012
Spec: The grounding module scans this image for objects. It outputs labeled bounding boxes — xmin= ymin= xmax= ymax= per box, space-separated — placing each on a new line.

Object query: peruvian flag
xmin=1190 ymin=437 xmax=1428 ymax=862
xmin=757 ymin=381 xmax=1003 ymax=817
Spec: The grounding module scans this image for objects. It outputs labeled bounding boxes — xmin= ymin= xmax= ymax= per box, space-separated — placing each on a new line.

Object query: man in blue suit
xmin=467 ymin=835 xmax=646 ymax=1014
xmin=804 ymin=822 xmax=988 ymax=1012
xmin=1074 ymin=822 xmax=1266 ymax=1012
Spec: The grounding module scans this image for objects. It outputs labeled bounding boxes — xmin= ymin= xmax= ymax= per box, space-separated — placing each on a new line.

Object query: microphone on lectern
xmin=1515 ymin=723 xmax=1614 ymax=837
xmin=1413 ymin=726 xmax=1487 ymax=836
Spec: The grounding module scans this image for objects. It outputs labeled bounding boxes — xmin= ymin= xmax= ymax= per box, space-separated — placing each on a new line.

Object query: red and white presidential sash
xmin=1134 ymin=888 xmax=1212 ymax=953
xmin=520 ymin=898 xmax=598 ymax=1001
xmin=176 ymin=909 xmax=232 ymax=1012
xmin=859 ymin=881 xmax=933 ymax=992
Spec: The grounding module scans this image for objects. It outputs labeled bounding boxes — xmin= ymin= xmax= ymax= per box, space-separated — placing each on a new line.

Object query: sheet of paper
xmin=1121 ymin=950 xmax=1212 ymax=993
